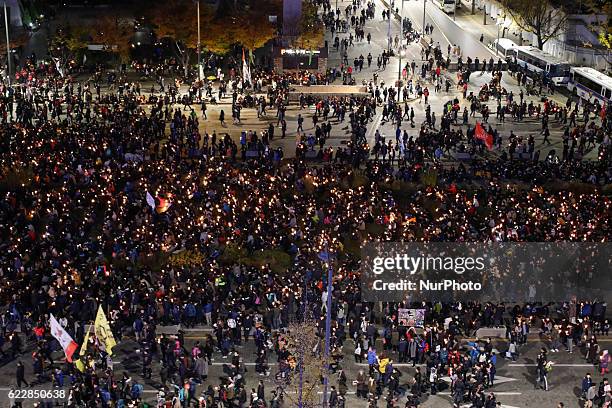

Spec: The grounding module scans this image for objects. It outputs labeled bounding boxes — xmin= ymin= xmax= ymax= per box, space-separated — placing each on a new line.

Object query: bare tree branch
xmin=500 ymin=0 xmax=568 ymax=49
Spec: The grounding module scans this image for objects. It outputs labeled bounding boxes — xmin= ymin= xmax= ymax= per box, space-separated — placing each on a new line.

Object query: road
xmin=400 ymin=0 xmax=496 ymax=61
xmin=0 ymin=328 xmax=609 ymax=407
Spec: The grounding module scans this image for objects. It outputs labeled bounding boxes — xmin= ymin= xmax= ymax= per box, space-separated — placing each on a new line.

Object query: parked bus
xmin=490 ymin=38 xmax=518 ymax=60
xmin=567 ymin=66 xmax=612 ymax=105
xmin=514 ymin=46 xmax=571 ymax=86
xmin=439 ymin=0 xmax=456 ymax=13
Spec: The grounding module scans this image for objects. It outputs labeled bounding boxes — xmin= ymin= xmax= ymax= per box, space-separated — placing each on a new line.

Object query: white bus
xmin=490 ymin=38 xmax=518 ymax=60
xmin=567 ymin=66 xmax=612 ymax=105
xmin=439 ymin=0 xmax=456 ymax=13
xmin=514 ymin=46 xmax=571 ymax=86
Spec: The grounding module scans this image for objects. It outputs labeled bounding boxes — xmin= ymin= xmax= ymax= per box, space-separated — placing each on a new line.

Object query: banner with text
xmin=398 ymin=308 xmax=426 ymax=327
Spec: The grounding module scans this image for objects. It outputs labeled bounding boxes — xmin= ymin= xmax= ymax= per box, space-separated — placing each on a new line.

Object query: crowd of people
xmin=0 ymin=0 xmax=611 ymax=407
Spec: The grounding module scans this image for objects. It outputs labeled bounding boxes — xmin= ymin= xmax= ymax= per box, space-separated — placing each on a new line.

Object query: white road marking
xmin=439 ymin=391 xmax=522 ymax=396
xmin=423 ymin=3 xmax=453 ymax=47
xmin=356 ymin=362 xmax=426 ymax=367
xmin=441 ymin=375 xmax=517 ymax=385
xmin=508 ymin=363 xmax=594 ymax=367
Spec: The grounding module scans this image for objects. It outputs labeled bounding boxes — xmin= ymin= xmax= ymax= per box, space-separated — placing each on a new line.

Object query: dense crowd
xmin=0 ymin=0 xmax=611 ymax=407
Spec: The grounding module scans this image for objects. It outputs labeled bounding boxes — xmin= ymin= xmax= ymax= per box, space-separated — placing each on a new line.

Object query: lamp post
xmin=483 ymin=1 xmax=487 ymax=25
xmin=397 ymin=50 xmax=404 ymax=101
xmin=387 ymin=0 xmax=392 ymax=52
xmin=196 ymin=0 xmax=201 ymax=81
xmin=496 ymin=14 xmax=500 ymax=46
xmin=422 ymin=0 xmax=427 ymax=37
xmin=397 ymin=0 xmax=405 ymax=102
xmin=3 ymin=2 xmax=10 ymax=86
xmin=321 ymin=241 xmax=333 ymax=407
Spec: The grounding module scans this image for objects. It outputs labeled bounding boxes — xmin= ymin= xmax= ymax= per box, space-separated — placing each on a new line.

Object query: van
xmin=490 ymin=38 xmax=519 ymax=60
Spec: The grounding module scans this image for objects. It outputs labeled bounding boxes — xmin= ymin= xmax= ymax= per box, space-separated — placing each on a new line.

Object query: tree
xmin=199 ymin=15 xmax=233 ymax=55
xmin=0 ymin=31 xmax=29 ymax=78
xmin=0 ymin=31 xmax=29 ymax=55
xmin=500 ymin=0 xmax=568 ymax=49
xmin=296 ymin=1 xmax=325 ymax=50
xmin=91 ymin=16 xmax=134 ymax=64
xmin=48 ymin=25 xmax=89 ymax=76
xmin=148 ymin=0 xmax=201 ymax=77
xmin=275 ymin=319 xmax=327 ymax=408
xmin=222 ymin=0 xmax=280 ymax=64
xmin=585 ymin=0 xmax=612 ymax=65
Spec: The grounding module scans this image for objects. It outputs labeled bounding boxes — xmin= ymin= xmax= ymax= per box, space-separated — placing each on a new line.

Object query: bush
xmin=543 ymin=181 xmax=597 ymax=195
xmin=420 ymin=169 xmax=438 ymax=187
xmin=0 ymin=166 xmax=34 ymax=190
xmin=350 ymin=172 xmax=369 ymax=188
xmin=365 ymin=223 xmax=384 ymax=236
xmin=169 ymin=250 xmax=205 ymax=268
xmin=138 ymin=252 xmax=170 ymax=272
xmin=341 ymin=236 xmax=362 ymax=259
xmin=220 ymin=243 xmax=292 ymax=275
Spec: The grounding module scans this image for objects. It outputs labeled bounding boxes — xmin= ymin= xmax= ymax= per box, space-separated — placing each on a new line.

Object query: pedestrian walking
xmin=16 ymin=361 xmax=28 ymax=388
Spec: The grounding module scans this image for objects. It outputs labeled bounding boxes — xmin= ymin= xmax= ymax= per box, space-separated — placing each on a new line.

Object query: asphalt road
xmin=0 ymin=330 xmax=610 ymax=407
xmin=401 ymin=0 xmax=496 ymax=61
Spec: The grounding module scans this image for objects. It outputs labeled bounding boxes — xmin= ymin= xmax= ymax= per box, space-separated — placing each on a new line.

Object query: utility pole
xmin=398 ymin=0 xmax=404 ymax=101
xmin=321 ymin=241 xmax=333 ymax=408
xmin=483 ymin=2 xmax=487 ymax=25
xmin=196 ymin=0 xmax=201 ymax=81
xmin=387 ymin=0 xmax=392 ymax=52
xmin=298 ymin=275 xmax=308 ymax=408
xmin=3 ymin=2 xmax=10 ymax=86
xmin=397 ymin=51 xmax=402 ymax=101
xmin=496 ymin=14 xmax=500 ymax=45
xmin=422 ymin=0 xmax=426 ymax=37
xmin=472 ymin=0 xmax=475 ymax=14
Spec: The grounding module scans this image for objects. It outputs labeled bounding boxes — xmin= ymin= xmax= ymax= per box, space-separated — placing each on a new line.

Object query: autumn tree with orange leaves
xmin=147 ymin=0 xmax=206 ymax=77
xmin=91 ymin=16 xmax=134 ymax=64
xmin=148 ymin=0 xmax=279 ymax=77
xmin=0 ymin=31 xmax=29 ymax=78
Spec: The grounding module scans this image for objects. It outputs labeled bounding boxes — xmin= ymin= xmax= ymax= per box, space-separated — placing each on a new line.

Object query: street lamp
xmin=387 ymin=0 xmax=392 ymax=53
xmin=483 ymin=1 xmax=487 ymax=25
xmin=194 ymin=0 xmax=202 ymax=81
xmin=397 ymin=49 xmax=405 ymax=101
xmin=496 ymin=14 xmax=501 ymax=45
xmin=321 ymin=241 xmax=334 ymax=407
xmin=422 ymin=0 xmax=427 ymax=37
xmin=3 ymin=2 xmax=10 ymax=86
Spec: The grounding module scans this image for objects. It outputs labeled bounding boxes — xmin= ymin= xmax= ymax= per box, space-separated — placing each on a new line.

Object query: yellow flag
xmin=94 ymin=306 xmax=117 ymax=356
xmin=79 ymin=324 xmax=92 ymax=356
xmin=74 ymin=358 xmax=85 ymax=372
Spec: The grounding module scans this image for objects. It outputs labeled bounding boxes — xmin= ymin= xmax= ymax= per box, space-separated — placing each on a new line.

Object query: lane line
xmin=426 ymin=0 xmax=496 ymax=57
xmin=425 ymin=2 xmax=453 ymax=48
xmin=439 ymin=391 xmax=523 ymax=396
xmin=508 ymin=363 xmax=594 ymax=367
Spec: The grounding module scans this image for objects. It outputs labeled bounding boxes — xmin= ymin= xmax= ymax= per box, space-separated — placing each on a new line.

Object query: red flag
xmin=50 ymin=314 xmax=78 ymax=362
xmin=475 ymin=122 xmax=493 ymax=150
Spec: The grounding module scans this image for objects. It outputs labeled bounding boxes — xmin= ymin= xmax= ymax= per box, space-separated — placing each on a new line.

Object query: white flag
xmin=242 ymin=49 xmax=251 ymax=85
xmin=50 ymin=314 xmax=78 ymax=362
xmin=146 ymin=191 xmax=156 ymax=210
xmin=52 ymin=57 xmax=64 ymax=78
